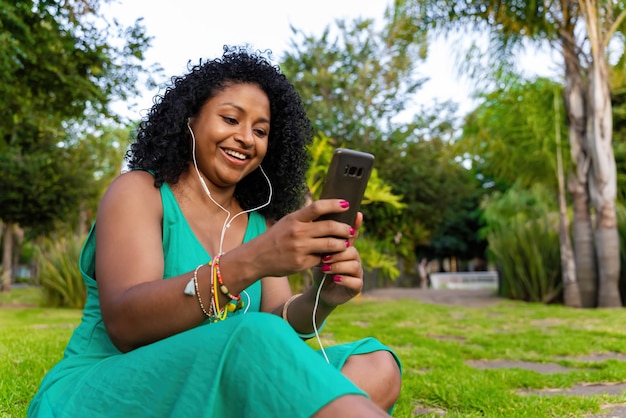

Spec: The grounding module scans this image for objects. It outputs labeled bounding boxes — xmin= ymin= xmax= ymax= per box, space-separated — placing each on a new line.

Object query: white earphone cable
xmin=189 ymin=122 xmax=324 ymax=353
xmin=313 ymin=274 xmax=329 ymax=363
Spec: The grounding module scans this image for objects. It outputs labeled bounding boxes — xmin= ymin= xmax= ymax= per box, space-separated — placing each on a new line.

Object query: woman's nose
xmin=235 ymin=126 xmax=254 ymax=147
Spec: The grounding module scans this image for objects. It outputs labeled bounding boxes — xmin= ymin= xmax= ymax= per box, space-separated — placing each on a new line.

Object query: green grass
xmin=1 ymin=300 xmax=82 ymax=417
xmin=2 ymin=288 xmax=626 ymax=417
xmin=0 ymin=286 xmax=45 ymax=307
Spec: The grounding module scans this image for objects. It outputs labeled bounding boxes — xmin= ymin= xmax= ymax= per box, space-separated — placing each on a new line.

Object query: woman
xmin=29 ymin=45 xmax=401 ymax=417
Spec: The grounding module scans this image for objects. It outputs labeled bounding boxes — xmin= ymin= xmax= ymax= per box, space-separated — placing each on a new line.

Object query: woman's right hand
xmin=247 ymin=199 xmax=356 ymax=277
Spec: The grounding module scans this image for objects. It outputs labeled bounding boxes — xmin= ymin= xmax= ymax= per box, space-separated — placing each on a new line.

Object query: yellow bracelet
xmin=282 ymin=293 xmax=302 ymax=322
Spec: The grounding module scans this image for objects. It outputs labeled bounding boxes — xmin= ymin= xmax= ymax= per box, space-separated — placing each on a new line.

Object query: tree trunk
xmin=586 ymin=33 xmax=621 ymax=307
xmin=569 ymin=179 xmax=598 ymax=306
xmin=12 ymin=225 xmax=24 ymax=269
xmin=559 ymin=193 xmax=581 ymax=307
xmin=1 ymin=222 xmax=14 ymax=292
xmin=595 ymin=225 xmax=621 ymax=306
xmin=555 ymin=89 xmax=581 ymax=307
xmin=562 ymin=36 xmax=598 ymax=307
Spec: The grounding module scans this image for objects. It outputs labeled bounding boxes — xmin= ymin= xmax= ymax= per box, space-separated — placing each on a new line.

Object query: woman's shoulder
xmin=98 ymin=171 xmax=162 ymax=217
xmin=106 ymin=170 xmax=159 ymax=194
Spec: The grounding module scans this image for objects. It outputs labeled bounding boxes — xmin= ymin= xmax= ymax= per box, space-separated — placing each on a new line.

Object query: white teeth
xmin=225 ymin=149 xmax=246 ymax=160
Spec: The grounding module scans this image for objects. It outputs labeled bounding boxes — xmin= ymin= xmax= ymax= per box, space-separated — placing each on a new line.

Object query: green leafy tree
xmin=369 ymin=127 xmax=484 ymax=267
xmin=65 ymin=124 xmax=132 ymax=235
xmin=461 ymin=78 xmax=568 ymax=191
xmin=282 ymin=16 xmax=485 ymax=275
xmin=281 ymin=16 xmax=427 ymax=149
xmin=427 ymin=181 xmax=488 ymax=266
xmin=0 ymin=0 xmax=153 ymax=291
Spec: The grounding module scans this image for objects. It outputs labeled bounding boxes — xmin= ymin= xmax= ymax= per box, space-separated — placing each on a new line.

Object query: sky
xmin=103 ymin=0 xmax=558 ymax=121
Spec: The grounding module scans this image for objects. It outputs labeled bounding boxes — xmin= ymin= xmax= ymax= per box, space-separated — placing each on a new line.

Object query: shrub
xmin=482 ymin=184 xmax=562 ymax=302
xmin=36 ymin=234 xmax=86 ymax=308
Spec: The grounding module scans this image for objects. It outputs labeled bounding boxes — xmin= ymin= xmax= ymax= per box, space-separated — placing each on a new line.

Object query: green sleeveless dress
xmin=28 ymin=183 xmax=400 ymax=417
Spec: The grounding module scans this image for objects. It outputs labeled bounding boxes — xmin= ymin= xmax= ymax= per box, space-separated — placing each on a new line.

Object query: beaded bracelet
xmin=213 ymin=255 xmax=241 ymax=301
xmin=213 ymin=254 xmax=245 ymax=319
xmin=193 ymin=264 xmax=213 ymax=318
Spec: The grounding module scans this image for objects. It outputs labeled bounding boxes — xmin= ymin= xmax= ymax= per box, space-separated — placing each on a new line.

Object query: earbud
xmin=187 ymin=120 xmax=193 ymax=136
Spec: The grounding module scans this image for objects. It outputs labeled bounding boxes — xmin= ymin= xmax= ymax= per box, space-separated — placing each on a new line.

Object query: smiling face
xmin=188 ymin=83 xmax=271 ymax=190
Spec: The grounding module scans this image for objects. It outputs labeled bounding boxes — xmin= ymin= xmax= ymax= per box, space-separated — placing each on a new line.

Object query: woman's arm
xmin=96 ymin=171 xmax=216 ymax=352
xmin=97 ymin=174 xmax=355 ymax=352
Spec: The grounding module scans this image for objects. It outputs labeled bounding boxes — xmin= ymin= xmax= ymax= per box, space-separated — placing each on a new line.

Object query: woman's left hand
xmin=316 ymin=212 xmax=364 ymax=307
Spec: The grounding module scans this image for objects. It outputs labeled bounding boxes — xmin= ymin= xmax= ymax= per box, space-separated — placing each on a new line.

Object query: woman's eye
xmin=254 ymin=129 xmax=268 ymax=137
xmin=222 ymin=116 xmax=237 ymax=125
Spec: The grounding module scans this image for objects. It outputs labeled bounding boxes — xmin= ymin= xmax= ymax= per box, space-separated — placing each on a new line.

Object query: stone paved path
xmin=363 ymin=287 xmax=503 ymax=307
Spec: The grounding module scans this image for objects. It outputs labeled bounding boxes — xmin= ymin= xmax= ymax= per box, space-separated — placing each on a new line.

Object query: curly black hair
xmin=127 ymin=45 xmax=313 ymax=221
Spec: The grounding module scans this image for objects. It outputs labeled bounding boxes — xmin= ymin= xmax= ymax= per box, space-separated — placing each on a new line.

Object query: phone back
xmin=318 ymin=148 xmax=375 ymax=225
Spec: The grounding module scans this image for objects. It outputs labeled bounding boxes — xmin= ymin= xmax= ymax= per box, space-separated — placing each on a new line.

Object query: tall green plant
xmin=482 ymin=184 xmax=562 ymax=302
xmin=36 ymin=234 xmax=86 ymax=308
xmin=488 ymin=217 xmax=562 ymax=302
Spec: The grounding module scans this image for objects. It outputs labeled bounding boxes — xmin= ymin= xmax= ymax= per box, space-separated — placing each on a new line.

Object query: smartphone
xmin=313 ymin=148 xmax=374 ymax=283
xmin=317 ymin=148 xmax=375 ymax=226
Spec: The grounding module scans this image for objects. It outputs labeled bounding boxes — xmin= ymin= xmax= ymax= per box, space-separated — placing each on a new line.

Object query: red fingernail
xmin=322 ymin=254 xmax=332 ymax=262
xmin=333 ymin=275 xmax=342 ymax=282
xmin=340 ymin=200 xmax=350 ymax=208
xmin=322 ymin=264 xmax=332 ymax=272
xmin=345 ymin=240 xmax=350 ymax=248
xmin=349 ymin=227 xmax=355 ymax=235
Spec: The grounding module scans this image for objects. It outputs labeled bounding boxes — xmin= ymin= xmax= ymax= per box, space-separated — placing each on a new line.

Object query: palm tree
xmin=394 ymin=0 xmax=623 ymax=307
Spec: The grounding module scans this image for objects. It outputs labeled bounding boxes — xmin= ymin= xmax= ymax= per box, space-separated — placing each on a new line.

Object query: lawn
xmin=2 ymin=287 xmax=626 ymax=417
